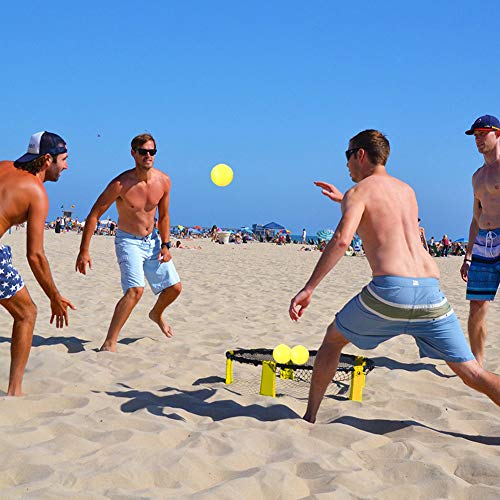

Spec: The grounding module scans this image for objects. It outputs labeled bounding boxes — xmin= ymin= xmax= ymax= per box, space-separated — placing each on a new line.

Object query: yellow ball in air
xmin=210 ymin=163 xmax=234 ymax=187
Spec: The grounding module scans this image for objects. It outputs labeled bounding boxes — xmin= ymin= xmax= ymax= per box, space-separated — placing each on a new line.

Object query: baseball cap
xmin=14 ymin=131 xmax=67 ymax=165
xmin=465 ymin=115 xmax=500 ymax=135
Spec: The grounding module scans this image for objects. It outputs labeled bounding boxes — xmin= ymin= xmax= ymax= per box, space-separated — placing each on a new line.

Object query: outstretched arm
xmin=157 ymin=175 xmax=172 ymax=263
xmin=289 ymin=190 xmax=365 ymax=321
xmin=461 ymin=195 xmax=481 ymax=282
xmin=76 ymin=179 xmax=121 ymax=274
xmin=314 ymin=181 xmax=344 ymax=204
xmin=26 ymin=187 xmax=76 ymax=327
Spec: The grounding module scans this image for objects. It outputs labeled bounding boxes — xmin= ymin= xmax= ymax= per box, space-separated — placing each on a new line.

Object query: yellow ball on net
xmin=290 ymin=345 xmax=310 ymax=365
xmin=272 ymin=344 xmax=291 ymax=364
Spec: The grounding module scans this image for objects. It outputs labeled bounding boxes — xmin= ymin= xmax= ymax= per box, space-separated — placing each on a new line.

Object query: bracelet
xmin=464 ymin=258 xmax=472 ymax=263
xmin=161 ymin=241 xmax=171 ymax=249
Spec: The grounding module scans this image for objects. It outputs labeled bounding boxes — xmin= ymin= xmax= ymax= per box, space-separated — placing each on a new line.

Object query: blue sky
xmin=1 ymin=1 xmax=497 ymax=239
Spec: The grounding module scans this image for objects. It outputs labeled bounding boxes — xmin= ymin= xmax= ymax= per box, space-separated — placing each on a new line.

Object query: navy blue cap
xmin=14 ymin=131 xmax=67 ymax=165
xmin=465 ymin=115 xmax=500 ymax=135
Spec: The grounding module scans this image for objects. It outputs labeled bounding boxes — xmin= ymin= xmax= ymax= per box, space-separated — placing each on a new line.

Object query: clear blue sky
xmin=1 ymin=1 xmax=497 ymax=239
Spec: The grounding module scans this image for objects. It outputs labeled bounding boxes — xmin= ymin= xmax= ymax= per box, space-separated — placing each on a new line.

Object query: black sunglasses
xmin=135 ymin=148 xmax=157 ymax=156
xmin=345 ymin=148 xmax=360 ymax=161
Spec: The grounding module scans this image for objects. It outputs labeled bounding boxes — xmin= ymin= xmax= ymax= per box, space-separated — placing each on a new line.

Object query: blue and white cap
xmin=14 ymin=131 xmax=67 ymax=165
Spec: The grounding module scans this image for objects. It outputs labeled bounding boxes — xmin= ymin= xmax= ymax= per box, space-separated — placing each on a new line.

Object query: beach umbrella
xmin=316 ymin=229 xmax=334 ymax=241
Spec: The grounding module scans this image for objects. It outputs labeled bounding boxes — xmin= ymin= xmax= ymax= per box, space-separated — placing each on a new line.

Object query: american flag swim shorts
xmin=0 ymin=245 xmax=25 ymax=299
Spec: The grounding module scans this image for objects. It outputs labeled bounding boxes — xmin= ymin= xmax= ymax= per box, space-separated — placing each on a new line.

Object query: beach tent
xmin=263 ymin=222 xmax=285 ymax=230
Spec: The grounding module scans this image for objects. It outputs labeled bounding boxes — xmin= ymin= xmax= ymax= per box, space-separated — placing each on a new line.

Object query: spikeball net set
xmin=225 ymin=345 xmax=375 ymax=401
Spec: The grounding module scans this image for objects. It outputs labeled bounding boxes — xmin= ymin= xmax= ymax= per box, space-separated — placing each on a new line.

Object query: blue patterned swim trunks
xmin=466 ymin=228 xmax=500 ymax=301
xmin=0 ymin=245 xmax=25 ymax=299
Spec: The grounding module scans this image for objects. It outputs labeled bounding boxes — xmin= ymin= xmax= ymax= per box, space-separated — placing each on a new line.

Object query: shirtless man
xmin=289 ymin=129 xmax=500 ymax=423
xmin=0 ymin=131 xmax=75 ymax=395
xmin=460 ymin=115 xmax=500 ymax=366
xmin=76 ymin=134 xmax=181 ymax=352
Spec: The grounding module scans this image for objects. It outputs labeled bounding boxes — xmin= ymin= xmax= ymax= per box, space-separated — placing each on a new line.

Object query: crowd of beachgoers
xmin=20 ymin=218 xmax=467 ymax=259
xmin=427 ymin=235 xmax=466 ymax=257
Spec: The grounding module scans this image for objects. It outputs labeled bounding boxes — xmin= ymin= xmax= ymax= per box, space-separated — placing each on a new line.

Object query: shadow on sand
xmin=330 ymin=415 xmax=500 ymax=445
xmin=370 ymin=356 xmax=455 ymax=378
xmin=104 ymin=383 xmax=300 ymax=422
xmin=0 ymin=334 xmax=90 ymax=353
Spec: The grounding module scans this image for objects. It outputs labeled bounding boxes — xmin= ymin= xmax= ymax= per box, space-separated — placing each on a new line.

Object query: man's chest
xmin=120 ymin=183 xmax=164 ymax=211
xmin=475 ymin=167 xmax=500 ymax=198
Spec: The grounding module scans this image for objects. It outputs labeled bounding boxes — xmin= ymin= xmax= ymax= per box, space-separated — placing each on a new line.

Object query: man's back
xmin=0 ymin=161 xmax=44 ymax=237
xmin=348 ymin=174 xmax=439 ymax=279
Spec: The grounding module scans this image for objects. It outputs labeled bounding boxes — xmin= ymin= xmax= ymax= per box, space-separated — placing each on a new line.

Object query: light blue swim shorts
xmin=115 ymin=229 xmax=180 ymax=295
xmin=334 ymin=276 xmax=474 ymax=363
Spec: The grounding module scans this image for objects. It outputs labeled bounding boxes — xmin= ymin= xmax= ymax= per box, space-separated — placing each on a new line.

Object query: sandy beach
xmin=0 ymin=229 xmax=499 ymax=498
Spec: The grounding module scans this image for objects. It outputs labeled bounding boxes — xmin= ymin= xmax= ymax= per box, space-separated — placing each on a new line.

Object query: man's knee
xmin=469 ymin=300 xmax=488 ymax=319
xmin=170 ymin=282 xmax=182 ymax=297
xmin=447 ymin=360 xmax=484 ymax=390
xmin=125 ymin=287 xmax=144 ymax=302
xmin=6 ymin=297 xmax=37 ymax=324
xmin=323 ymin=321 xmax=349 ymax=349
xmin=20 ymin=301 xmax=37 ymax=324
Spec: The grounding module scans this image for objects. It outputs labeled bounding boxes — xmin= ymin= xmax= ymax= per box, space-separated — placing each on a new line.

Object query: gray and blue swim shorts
xmin=334 ymin=276 xmax=474 ymax=363
xmin=0 ymin=245 xmax=25 ymax=299
xmin=466 ymin=228 xmax=500 ymax=301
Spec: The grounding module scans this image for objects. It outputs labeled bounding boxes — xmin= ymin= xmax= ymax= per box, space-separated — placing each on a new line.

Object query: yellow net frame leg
xmin=349 ymin=356 xmax=367 ymax=401
xmin=225 ymin=355 xmax=233 ymax=385
xmin=260 ymin=360 xmax=276 ymax=397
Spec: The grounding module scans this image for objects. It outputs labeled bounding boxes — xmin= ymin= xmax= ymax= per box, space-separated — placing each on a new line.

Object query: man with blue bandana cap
xmin=461 ymin=114 xmax=500 ymax=366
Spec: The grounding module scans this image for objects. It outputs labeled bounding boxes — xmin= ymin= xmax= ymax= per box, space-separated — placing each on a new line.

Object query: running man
xmin=0 ymin=131 xmax=75 ymax=395
xmin=289 ymin=129 xmax=500 ymax=423
xmin=76 ymin=133 xmax=181 ymax=352
xmin=461 ymin=115 xmax=500 ymax=366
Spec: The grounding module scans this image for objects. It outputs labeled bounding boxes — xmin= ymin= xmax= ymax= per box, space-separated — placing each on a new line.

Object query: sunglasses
xmin=345 ymin=148 xmax=360 ymax=161
xmin=135 ymin=148 xmax=157 ymax=156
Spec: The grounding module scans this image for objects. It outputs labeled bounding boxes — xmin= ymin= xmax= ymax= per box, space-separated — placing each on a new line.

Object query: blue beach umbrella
xmin=316 ymin=229 xmax=334 ymax=241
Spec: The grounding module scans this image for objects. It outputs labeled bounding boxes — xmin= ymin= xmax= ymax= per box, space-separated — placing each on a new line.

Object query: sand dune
xmin=0 ymin=229 xmax=498 ymax=498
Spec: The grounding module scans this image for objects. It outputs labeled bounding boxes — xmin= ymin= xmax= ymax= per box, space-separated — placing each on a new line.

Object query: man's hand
xmin=289 ymin=288 xmax=313 ymax=321
xmin=460 ymin=260 xmax=470 ymax=282
xmin=314 ymin=181 xmax=344 ymax=204
xmin=75 ymin=251 xmax=92 ymax=274
xmin=158 ymin=247 xmax=172 ymax=263
xmin=50 ymin=294 xmax=76 ymax=328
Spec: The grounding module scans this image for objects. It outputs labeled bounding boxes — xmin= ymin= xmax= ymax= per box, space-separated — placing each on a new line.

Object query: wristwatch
xmin=161 ymin=241 xmax=172 ymax=249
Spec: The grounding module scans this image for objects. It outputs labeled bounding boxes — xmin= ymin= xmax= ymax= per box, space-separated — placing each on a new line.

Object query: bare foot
xmin=7 ymin=389 xmax=26 ymax=397
xmin=149 ymin=310 xmax=174 ymax=338
xmin=99 ymin=342 xmax=117 ymax=353
xmin=302 ymin=412 xmax=316 ymax=424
